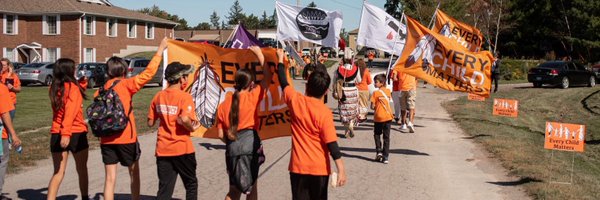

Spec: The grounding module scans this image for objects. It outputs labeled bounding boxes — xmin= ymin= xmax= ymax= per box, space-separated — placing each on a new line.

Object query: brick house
xmin=0 ymin=0 xmax=177 ymax=64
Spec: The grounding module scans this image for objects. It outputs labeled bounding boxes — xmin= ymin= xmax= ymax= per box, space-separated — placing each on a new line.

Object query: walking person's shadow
xmin=17 ymin=188 xmax=77 ymax=200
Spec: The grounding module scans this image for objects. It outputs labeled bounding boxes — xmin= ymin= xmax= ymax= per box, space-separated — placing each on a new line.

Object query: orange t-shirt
xmin=371 ymin=88 xmax=394 ymax=122
xmin=367 ymin=52 xmax=375 ymax=60
xmin=0 ymin=84 xmax=15 ymax=139
xmin=356 ymin=69 xmax=372 ymax=91
xmin=95 ymin=55 xmax=161 ymax=144
xmin=398 ymin=72 xmax=416 ymax=91
xmin=148 ymin=88 xmax=197 ymax=157
xmin=217 ymin=85 xmax=265 ymax=133
xmin=283 ymin=87 xmax=337 ymax=176
xmin=50 ymin=82 xmax=88 ymax=136
xmin=392 ymin=70 xmax=401 ymax=92
xmin=0 ymin=72 xmax=20 ymax=105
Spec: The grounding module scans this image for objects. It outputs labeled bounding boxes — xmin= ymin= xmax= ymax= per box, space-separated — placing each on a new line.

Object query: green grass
xmin=9 ymin=86 xmax=161 ymax=173
xmin=443 ymin=86 xmax=600 ymax=200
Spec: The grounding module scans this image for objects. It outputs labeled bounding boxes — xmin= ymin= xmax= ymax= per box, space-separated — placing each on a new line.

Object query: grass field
xmin=8 ymin=86 xmax=161 ymax=173
xmin=443 ymin=86 xmax=600 ymax=199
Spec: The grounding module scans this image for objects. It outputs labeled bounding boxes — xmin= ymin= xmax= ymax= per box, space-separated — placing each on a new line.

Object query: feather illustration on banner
xmin=188 ymin=53 xmax=224 ymax=128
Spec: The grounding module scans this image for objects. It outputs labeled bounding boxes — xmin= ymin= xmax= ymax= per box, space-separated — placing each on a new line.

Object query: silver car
xmin=17 ymin=62 xmax=54 ymax=86
xmin=124 ymin=58 xmax=163 ymax=86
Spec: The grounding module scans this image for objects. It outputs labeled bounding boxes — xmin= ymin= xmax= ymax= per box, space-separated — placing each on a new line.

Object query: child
xmin=276 ymin=56 xmax=347 ymax=199
xmin=355 ymin=59 xmax=372 ymax=122
xmin=148 ymin=62 xmax=199 ymax=200
xmin=216 ymin=46 xmax=271 ymax=200
xmin=371 ymin=74 xmax=394 ymax=164
xmin=97 ymin=38 xmax=168 ymax=200
xmin=47 ymin=58 xmax=90 ymax=200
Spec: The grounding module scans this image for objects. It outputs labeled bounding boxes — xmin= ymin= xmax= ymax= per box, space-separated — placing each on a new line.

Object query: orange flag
xmin=433 ymin=9 xmax=485 ymax=52
xmin=393 ymin=16 xmax=494 ymax=97
xmin=165 ymin=40 xmax=292 ymax=140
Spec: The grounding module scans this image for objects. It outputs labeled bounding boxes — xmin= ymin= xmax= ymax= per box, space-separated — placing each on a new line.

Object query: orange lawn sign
xmin=544 ymin=122 xmax=586 ymax=152
xmin=467 ymin=93 xmax=485 ymax=101
xmin=492 ymin=98 xmax=518 ymax=117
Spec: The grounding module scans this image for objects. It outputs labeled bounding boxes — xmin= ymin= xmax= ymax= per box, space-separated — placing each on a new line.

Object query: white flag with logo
xmin=276 ymin=1 xmax=343 ymax=48
xmin=357 ymin=2 xmax=406 ymax=56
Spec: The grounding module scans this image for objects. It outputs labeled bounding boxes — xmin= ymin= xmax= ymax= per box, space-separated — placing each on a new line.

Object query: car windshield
xmin=22 ymin=63 xmax=44 ymax=68
xmin=537 ymin=62 xmax=565 ymax=69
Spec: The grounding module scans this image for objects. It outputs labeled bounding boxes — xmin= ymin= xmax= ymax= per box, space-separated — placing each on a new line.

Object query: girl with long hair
xmin=216 ymin=47 xmax=276 ymax=200
xmin=47 ymin=58 xmax=89 ymax=200
xmin=355 ymin=59 xmax=372 ymax=122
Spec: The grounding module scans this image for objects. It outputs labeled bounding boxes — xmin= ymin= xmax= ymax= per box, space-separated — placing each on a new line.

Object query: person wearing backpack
xmin=147 ymin=62 xmax=199 ymax=200
xmin=47 ymin=58 xmax=90 ymax=200
xmin=216 ymin=46 xmax=272 ymax=200
xmin=93 ymin=38 xmax=168 ymax=200
xmin=370 ymin=74 xmax=394 ymax=164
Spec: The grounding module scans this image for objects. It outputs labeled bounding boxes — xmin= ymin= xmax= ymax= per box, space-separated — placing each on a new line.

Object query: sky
xmin=109 ymin=0 xmax=387 ymax=30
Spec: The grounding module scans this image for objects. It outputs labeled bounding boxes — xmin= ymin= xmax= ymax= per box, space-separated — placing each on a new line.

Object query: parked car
xmin=527 ymin=61 xmax=596 ymax=88
xmin=16 ymin=62 xmax=54 ymax=86
xmin=12 ymin=62 xmax=25 ymax=70
xmin=320 ymin=47 xmax=336 ymax=58
xmin=593 ymin=64 xmax=600 ymax=81
xmin=76 ymin=63 xmax=108 ymax=88
xmin=124 ymin=58 xmax=163 ymax=86
xmin=301 ymin=48 xmax=311 ymax=56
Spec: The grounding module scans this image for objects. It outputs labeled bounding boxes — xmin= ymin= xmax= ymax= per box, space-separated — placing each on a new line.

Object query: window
xmin=43 ymin=48 xmax=60 ymax=62
xmin=107 ymin=18 xmax=118 ymax=37
xmin=145 ymin=23 xmax=154 ymax=39
xmin=2 ymin=48 xmax=16 ymax=62
xmin=3 ymin=15 xmax=18 ymax=34
xmin=43 ymin=15 xmax=61 ymax=35
xmin=83 ymin=16 xmax=95 ymax=35
xmin=127 ymin=20 xmax=137 ymax=38
xmin=84 ymin=48 xmax=96 ymax=62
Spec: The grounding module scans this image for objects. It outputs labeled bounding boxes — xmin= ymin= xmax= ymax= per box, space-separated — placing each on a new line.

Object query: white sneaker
xmin=408 ymin=122 xmax=415 ymax=133
xmin=400 ymin=124 xmax=408 ymax=131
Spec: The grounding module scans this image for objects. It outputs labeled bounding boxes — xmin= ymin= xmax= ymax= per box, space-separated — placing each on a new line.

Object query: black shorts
xmin=101 ymin=142 xmax=141 ymax=167
xmin=290 ymin=172 xmax=330 ymax=200
xmin=50 ymin=133 xmax=89 ymax=153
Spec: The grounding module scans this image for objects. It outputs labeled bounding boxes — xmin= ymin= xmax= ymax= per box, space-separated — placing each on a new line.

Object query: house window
xmin=2 ymin=48 xmax=16 ymax=62
xmin=145 ymin=23 xmax=154 ymax=39
xmin=127 ymin=20 xmax=137 ymax=38
xmin=3 ymin=15 xmax=18 ymax=35
xmin=84 ymin=48 xmax=96 ymax=62
xmin=107 ymin=18 xmax=118 ymax=37
xmin=43 ymin=15 xmax=61 ymax=35
xmin=44 ymin=48 xmax=60 ymax=62
xmin=83 ymin=16 xmax=95 ymax=35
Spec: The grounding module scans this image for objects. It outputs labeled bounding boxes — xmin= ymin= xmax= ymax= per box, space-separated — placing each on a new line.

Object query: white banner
xmin=357 ymin=2 xmax=406 ymax=56
xmin=275 ymin=1 xmax=342 ymax=48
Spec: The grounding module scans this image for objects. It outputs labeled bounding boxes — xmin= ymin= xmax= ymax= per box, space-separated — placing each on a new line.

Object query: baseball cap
xmin=164 ymin=62 xmax=194 ymax=82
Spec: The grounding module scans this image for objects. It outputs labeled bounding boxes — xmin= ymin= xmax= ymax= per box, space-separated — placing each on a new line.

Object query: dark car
xmin=12 ymin=62 xmax=25 ymax=69
xmin=76 ymin=63 xmax=108 ymax=88
xmin=320 ymin=47 xmax=336 ymax=58
xmin=527 ymin=61 xmax=596 ymax=88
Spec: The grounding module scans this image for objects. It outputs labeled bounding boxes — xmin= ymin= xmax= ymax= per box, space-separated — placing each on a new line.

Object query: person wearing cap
xmin=148 ymin=62 xmax=200 ymax=200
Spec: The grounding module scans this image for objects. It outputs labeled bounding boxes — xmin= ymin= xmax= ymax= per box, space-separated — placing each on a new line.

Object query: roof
xmin=189 ymin=34 xmax=221 ymax=41
xmin=0 ymin=0 xmax=177 ymax=25
xmin=349 ymin=28 xmax=359 ymax=34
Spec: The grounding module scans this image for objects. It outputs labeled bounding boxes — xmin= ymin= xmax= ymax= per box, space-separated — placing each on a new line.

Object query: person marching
xmin=147 ymin=62 xmax=199 ymax=200
xmin=335 ymin=59 xmax=361 ymax=138
xmin=276 ymin=51 xmax=347 ymax=200
xmin=216 ymin=46 xmax=271 ymax=200
xmin=355 ymin=59 xmax=372 ymax=123
xmin=0 ymin=63 xmax=20 ymax=200
xmin=47 ymin=58 xmax=90 ymax=200
xmin=391 ymin=70 xmax=403 ymax=125
xmin=491 ymin=53 xmax=501 ymax=93
xmin=289 ymin=56 xmax=297 ymax=80
xmin=96 ymin=38 xmax=168 ymax=200
xmin=367 ymin=50 xmax=375 ymax=68
xmin=370 ymin=74 xmax=394 ymax=164
xmin=395 ymin=69 xmax=417 ymax=133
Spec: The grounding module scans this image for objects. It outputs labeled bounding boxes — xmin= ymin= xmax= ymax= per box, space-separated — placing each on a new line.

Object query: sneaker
xmin=400 ymin=124 xmax=408 ymax=131
xmin=383 ymin=158 xmax=389 ymax=164
xmin=348 ymin=130 xmax=355 ymax=138
xmin=408 ymin=122 xmax=415 ymax=133
xmin=375 ymin=153 xmax=383 ymax=162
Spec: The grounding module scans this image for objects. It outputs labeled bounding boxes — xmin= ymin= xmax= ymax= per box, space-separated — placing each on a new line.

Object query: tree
xmin=308 ymin=1 xmax=317 ymax=7
xmin=384 ymin=0 xmax=403 ymax=19
xmin=194 ymin=22 xmax=212 ymax=30
xmin=138 ymin=5 xmax=190 ymax=30
xmin=243 ymin=14 xmax=260 ymax=29
xmin=269 ymin=9 xmax=278 ymax=28
xmin=260 ymin=11 xmax=269 ymax=29
xmin=221 ymin=21 xmax=228 ymax=29
xmin=227 ymin=0 xmax=245 ymax=25
xmin=210 ymin=11 xmax=220 ymax=29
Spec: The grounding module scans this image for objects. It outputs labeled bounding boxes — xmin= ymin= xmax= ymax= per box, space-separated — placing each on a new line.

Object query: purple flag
xmin=229 ymin=24 xmax=264 ymax=49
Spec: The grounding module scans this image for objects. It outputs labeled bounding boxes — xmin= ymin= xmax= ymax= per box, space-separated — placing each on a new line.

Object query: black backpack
xmin=86 ymin=80 xmax=132 ymax=137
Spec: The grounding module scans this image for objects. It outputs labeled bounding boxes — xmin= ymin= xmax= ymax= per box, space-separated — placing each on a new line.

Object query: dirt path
xmin=2 ymin=66 xmax=529 ymax=199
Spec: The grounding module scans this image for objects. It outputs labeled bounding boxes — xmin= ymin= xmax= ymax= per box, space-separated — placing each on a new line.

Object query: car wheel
xmin=45 ymin=76 xmax=53 ymax=86
xmin=588 ymin=76 xmax=596 ymax=87
xmin=561 ymin=77 xmax=569 ymax=89
xmin=88 ymin=78 xmax=95 ymax=89
xmin=533 ymin=82 xmax=542 ymax=88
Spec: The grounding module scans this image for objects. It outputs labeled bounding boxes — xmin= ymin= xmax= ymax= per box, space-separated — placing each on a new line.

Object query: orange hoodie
xmin=50 ymin=82 xmax=88 ymax=136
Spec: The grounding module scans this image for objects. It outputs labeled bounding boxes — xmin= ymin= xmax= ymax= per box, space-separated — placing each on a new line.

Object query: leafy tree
xmin=260 ymin=11 xmax=269 ymax=29
xmin=194 ymin=22 xmax=212 ymax=30
xmin=384 ymin=0 xmax=403 ymax=19
xmin=227 ymin=0 xmax=245 ymax=25
xmin=269 ymin=9 xmax=278 ymax=28
xmin=138 ymin=5 xmax=190 ymax=30
xmin=210 ymin=11 xmax=220 ymax=29
xmin=308 ymin=2 xmax=317 ymax=7
xmin=243 ymin=14 xmax=260 ymax=29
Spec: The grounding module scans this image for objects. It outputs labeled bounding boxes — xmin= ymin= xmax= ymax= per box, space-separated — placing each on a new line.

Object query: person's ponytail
xmin=227 ymin=90 xmax=241 ymax=141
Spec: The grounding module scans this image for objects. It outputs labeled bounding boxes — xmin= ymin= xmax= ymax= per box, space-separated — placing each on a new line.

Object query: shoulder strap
xmin=377 ymin=89 xmax=393 ymax=116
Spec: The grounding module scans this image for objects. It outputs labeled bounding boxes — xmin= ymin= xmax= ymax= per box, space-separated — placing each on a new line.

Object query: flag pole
xmin=224 ymin=24 xmax=239 ymax=48
xmin=427 ymin=1 xmax=441 ymax=29
xmin=385 ymin=12 xmax=405 ymax=84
